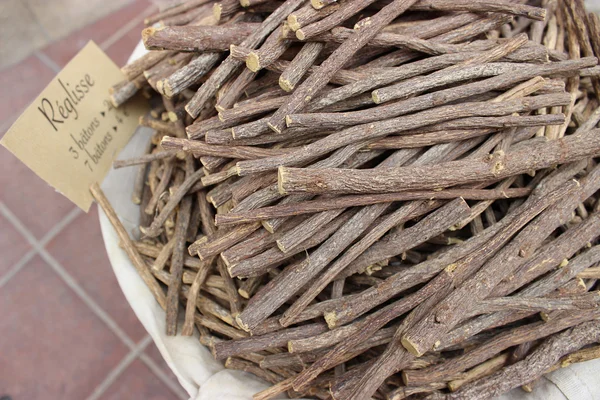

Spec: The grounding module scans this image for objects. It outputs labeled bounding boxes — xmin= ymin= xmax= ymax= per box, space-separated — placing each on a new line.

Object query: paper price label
xmin=1 ymin=41 xmax=147 ymax=211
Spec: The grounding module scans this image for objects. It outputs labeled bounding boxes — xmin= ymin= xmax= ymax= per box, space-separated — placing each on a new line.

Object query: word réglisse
xmin=37 ymin=74 xmax=96 ymax=131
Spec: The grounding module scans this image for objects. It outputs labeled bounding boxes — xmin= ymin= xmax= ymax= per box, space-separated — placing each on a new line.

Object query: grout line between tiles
xmin=0 ymin=249 xmax=37 ymax=289
xmin=99 ymin=4 xmax=158 ymax=51
xmin=139 ymin=353 xmax=190 ymax=400
xmin=41 ymin=249 xmax=138 ymax=349
xmin=0 ymin=202 xmax=136 ymax=349
xmin=22 ymin=1 xmax=53 ymax=42
xmin=40 ymin=207 xmax=83 ymax=245
xmin=0 ymin=202 xmax=76 ymax=287
xmin=34 ymin=51 xmax=62 ymax=74
xmin=1 ymin=201 xmax=187 ymax=398
xmin=85 ymin=335 xmax=153 ymax=400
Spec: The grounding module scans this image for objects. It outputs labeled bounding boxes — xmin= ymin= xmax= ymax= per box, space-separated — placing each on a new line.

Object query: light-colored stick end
xmin=267 ymin=121 xmax=282 ymax=134
xmin=324 ymin=311 xmax=338 ymax=329
xmin=287 ymin=14 xmax=301 ymax=31
xmin=246 ymin=52 xmax=261 ymax=72
xmin=277 ymin=167 xmax=288 ymax=195
xmin=235 ymin=315 xmax=250 ymax=332
xmin=261 ymin=220 xmax=275 ymax=234
xmin=372 ymin=90 xmax=382 ymax=104
xmin=310 ymin=0 xmax=325 ymax=9
xmin=279 ymin=77 xmax=294 ymax=92
xmin=167 ymin=111 xmax=178 ymax=122
xmin=400 ymin=335 xmax=423 ymax=357
xmin=284 ymin=115 xmax=293 ymax=127
xmin=275 ymin=239 xmax=287 ymax=253
xmin=213 ymin=3 xmax=223 ymax=21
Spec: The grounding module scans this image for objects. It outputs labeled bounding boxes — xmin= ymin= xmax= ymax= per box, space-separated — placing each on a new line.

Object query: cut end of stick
xmin=141 ymin=27 xmax=161 ymax=47
xmin=447 ymin=381 xmax=460 ymax=392
xmin=288 ymin=15 xmax=301 ymax=31
xmin=372 ymin=90 xmax=382 ymax=104
xmin=156 ymin=80 xmax=164 ymax=94
xmin=277 ymin=167 xmax=288 ymax=195
xmin=213 ymin=3 xmax=223 ymax=21
xmin=401 ymin=335 xmax=423 ymax=357
xmin=310 ymin=0 xmax=325 ymax=9
xmin=275 ymin=239 xmax=287 ymax=253
xmin=240 ymin=0 xmax=250 ymax=6
xmin=162 ymin=81 xmax=174 ymax=98
xmin=267 ymin=121 xmax=281 ymax=134
xmin=279 ymin=314 xmax=293 ymax=328
xmin=167 ymin=111 xmax=178 ymax=122
xmin=235 ymin=314 xmax=250 ymax=332
xmin=279 ymin=77 xmax=294 ymax=92
xmin=324 ymin=311 xmax=338 ymax=329
xmin=296 ymin=29 xmax=306 ymax=40
xmin=261 ymin=220 xmax=275 ymax=233
xmin=238 ymin=288 xmax=251 ymax=299
xmin=521 ymin=384 xmax=534 ymax=393
xmin=246 ymin=52 xmax=261 ymax=72
xmin=140 ymin=224 xmax=162 ymax=238
xmin=284 ymin=115 xmax=293 ymax=127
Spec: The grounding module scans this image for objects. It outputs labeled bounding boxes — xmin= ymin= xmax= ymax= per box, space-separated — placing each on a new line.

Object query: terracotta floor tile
xmin=98 ymin=359 xmax=180 ymax=400
xmin=46 ymin=204 xmax=147 ymax=342
xmin=0 ymin=210 xmax=32 ymax=278
xmin=104 ymin=19 xmax=147 ymax=68
xmin=24 ymin=0 xmax=132 ymax=42
xmin=40 ymin=0 xmax=152 ymax=68
xmin=0 ymin=0 xmax=50 ymax=69
xmin=0 ymin=256 xmax=128 ymax=400
xmin=0 ymin=146 xmax=76 ymax=239
xmin=145 ymin=341 xmax=185 ymax=385
xmin=0 ymin=54 xmax=55 ymax=126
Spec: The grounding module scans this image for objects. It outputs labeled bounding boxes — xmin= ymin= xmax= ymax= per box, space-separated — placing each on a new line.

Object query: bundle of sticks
xmin=93 ymin=0 xmax=600 ymax=398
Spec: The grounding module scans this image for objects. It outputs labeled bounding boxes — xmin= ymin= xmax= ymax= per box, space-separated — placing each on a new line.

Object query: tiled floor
xmin=4 ymin=1 xmax=600 ymax=400
xmin=0 ymin=1 xmax=186 ymax=399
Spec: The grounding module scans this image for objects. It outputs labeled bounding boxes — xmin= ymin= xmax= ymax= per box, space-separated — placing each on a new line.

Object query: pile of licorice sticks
xmin=95 ymin=0 xmax=600 ymax=399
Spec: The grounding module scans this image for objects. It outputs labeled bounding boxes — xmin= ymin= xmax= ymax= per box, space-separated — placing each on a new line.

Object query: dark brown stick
xmin=190 ymin=222 xmax=261 ymax=260
xmin=267 ymin=0 xmax=421 ymax=133
xmin=278 ymin=128 xmax=600 ymax=194
xmin=280 ymin=198 xmax=470 ymax=327
xmin=158 ymin=52 xmax=221 ymax=98
xmin=215 ymin=188 xmax=528 ymax=226
xmin=122 ymin=50 xmax=172 ymax=81
xmin=185 ymin=0 xmax=306 ymax=118
xmin=285 ymin=58 xmax=595 ymax=131
xmin=238 ymin=92 xmax=574 ymax=176
xmin=143 ymin=24 xmax=259 ymax=51
xmin=212 ymin=323 xmax=328 ymax=359
xmin=161 ymin=136 xmax=292 ymax=159
xmin=141 ymin=168 xmax=205 ymax=237
xmin=279 ymin=42 xmax=324 ymax=92
xmin=227 ymin=210 xmax=355 ymax=278
xmin=435 ymin=320 xmax=600 ymax=399
xmin=90 ymin=183 xmax=166 ymax=309
xmin=412 ymin=0 xmax=546 ymax=21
